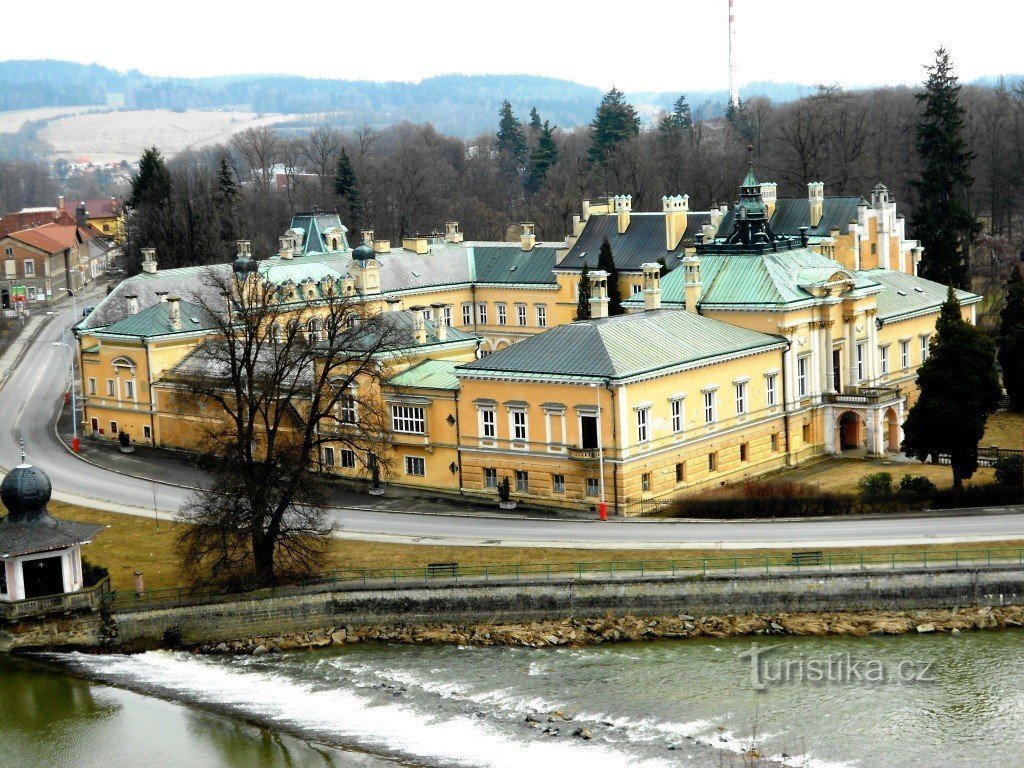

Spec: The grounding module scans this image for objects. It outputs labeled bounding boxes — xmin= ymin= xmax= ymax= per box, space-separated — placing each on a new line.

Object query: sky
xmin=5 ymin=0 xmax=1022 ymax=92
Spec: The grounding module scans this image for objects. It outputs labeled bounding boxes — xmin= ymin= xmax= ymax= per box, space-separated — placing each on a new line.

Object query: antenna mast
xmin=728 ymin=0 xmax=739 ymax=109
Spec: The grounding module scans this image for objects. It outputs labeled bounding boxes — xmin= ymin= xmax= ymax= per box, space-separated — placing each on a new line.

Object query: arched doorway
xmin=885 ymin=408 xmax=900 ymax=452
xmin=838 ymin=411 xmax=861 ymax=450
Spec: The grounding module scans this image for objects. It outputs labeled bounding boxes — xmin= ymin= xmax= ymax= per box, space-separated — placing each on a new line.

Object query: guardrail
xmin=105 ymin=548 xmax=1024 ymax=613
xmin=0 ymin=578 xmax=111 ymax=621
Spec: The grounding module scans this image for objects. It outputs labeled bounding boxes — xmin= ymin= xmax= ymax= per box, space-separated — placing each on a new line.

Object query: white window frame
xmin=900 ymin=339 xmax=910 ymax=370
xmin=143 ymin=425 xmax=152 ymax=440
xmin=23 ymin=258 xmax=34 ymax=277
xmin=404 ymin=456 xmax=426 ymax=476
xmin=631 ymin=283 xmax=643 ymax=295
xmin=920 ymin=334 xmax=930 ymax=362
xmin=552 ymin=474 xmax=565 ymax=494
xmin=636 ymin=406 xmax=650 ymax=443
xmin=442 ymin=306 xmax=452 ymax=326
xmin=766 ymin=373 xmax=777 ymax=407
xmin=479 ymin=407 xmax=496 ymax=438
xmin=703 ymin=389 xmax=717 ymax=425
xmin=510 ymin=409 xmax=528 ymax=442
xmin=496 ymin=303 xmax=507 ymax=325
xmin=879 ymin=344 xmax=890 ymax=375
xmin=106 ymin=379 xmax=115 ymax=397
xmin=391 ymin=405 xmax=426 ymax=434
xmin=341 ymin=449 xmax=356 ymax=469
xmin=124 ymin=379 xmax=136 ymax=400
xmin=477 ymin=302 xmax=488 ymax=325
xmin=670 ymin=397 xmax=684 ymax=434
xmin=585 ymin=477 xmax=599 ymax=497
xmin=484 ymin=467 xmax=498 ymax=488
xmin=322 ymin=446 xmax=336 ymax=467
xmin=855 ymin=342 xmax=866 ymax=383
xmin=515 ymin=470 xmax=528 ymax=492
xmin=515 ymin=303 xmax=527 ymax=326
xmin=734 ymin=381 xmax=747 ymax=415
xmin=536 ymin=304 xmax=547 ymax=327
xmin=88 ymin=377 xmax=97 ymax=395
xmin=797 ymin=355 xmax=810 ymax=396
xmin=461 ymin=303 xmax=472 ymax=325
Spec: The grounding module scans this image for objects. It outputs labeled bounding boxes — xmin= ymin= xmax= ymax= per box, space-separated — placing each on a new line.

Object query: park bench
xmin=426 ymin=562 xmax=459 ymax=578
xmin=790 ymin=551 xmax=824 ymax=566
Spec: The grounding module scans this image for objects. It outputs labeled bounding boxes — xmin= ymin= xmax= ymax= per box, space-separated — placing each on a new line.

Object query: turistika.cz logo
xmin=739 ymin=642 xmax=937 ymax=691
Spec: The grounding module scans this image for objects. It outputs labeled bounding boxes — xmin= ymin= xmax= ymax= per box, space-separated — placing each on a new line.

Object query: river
xmin=2 ymin=629 xmax=1022 ymax=768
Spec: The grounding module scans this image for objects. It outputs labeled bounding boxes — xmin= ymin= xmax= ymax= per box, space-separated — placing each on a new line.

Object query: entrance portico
xmin=824 ymin=387 xmax=904 ymax=457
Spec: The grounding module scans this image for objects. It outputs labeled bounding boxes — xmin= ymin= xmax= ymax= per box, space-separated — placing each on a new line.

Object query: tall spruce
xmin=658 ymin=94 xmax=692 ymax=139
xmin=998 ymin=266 xmax=1024 ymax=410
xmin=125 ymin=146 xmax=173 ymax=275
xmin=496 ymin=100 xmax=528 ymax=167
xmin=525 ymin=120 xmax=559 ymax=194
xmin=910 ymin=48 xmax=979 ymax=289
xmin=213 ymin=156 xmax=238 ymax=255
xmin=528 ymin=107 xmax=542 ymax=133
xmin=333 ymin=148 xmax=362 ymax=227
xmin=902 ymin=287 xmax=1001 ymax=491
xmin=128 ymin=146 xmax=171 ymax=209
xmin=576 ymin=264 xmax=592 ymax=320
xmin=588 ymin=87 xmax=640 ymax=166
xmin=597 ymin=237 xmax=624 ymax=315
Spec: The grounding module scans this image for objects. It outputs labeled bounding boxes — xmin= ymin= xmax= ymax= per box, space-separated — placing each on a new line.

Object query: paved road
xmin=1 ymin=300 xmax=1022 ymax=549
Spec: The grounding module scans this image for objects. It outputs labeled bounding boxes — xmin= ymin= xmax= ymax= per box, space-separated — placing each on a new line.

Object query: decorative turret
xmin=721 ymin=156 xmax=781 ymax=248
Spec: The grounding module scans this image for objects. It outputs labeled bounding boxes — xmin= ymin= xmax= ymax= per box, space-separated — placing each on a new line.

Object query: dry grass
xmin=794 ymin=461 xmax=997 ymax=495
xmin=982 ymin=411 xmax=1023 ymax=450
xmin=0 ymin=105 xmax=104 ymax=133
xmin=51 ymin=501 xmax=1024 ymax=593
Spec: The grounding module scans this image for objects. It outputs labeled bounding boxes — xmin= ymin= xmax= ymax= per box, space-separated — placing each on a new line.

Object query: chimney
xmin=141 ymin=247 xmax=158 ymax=274
xmin=581 ymin=199 xmax=591 ymax=220
xmin=155 ymin=291 xmax=168 ymax=302
xmin=799 ymin=226 xmax=809 ymax=247
xmin=444 ymin=221 xmax=463 ymax=243
xmin=760 ymin=182 xmax=778 ymax=218
xmin=431 ymin=302 xmax=447 ymax=341
xmin=520 ymin=222 xmax=536 ymax=251
xmin=613 ymin=194 xmax=632 ymax=234
xmin=58 ymin=195 xmax=65 ymax=212
xmin=662 ymin=194 xmax=688 ymax=250
xmin=386 ymin=297 xmax=403 ymax=312
xmin=361 ymin=229 xmax=375 ymax=245
xmin=236 ymin=240 xmax=251 ymax=258
xmin=125 ymin=294 xmax=140 ymax=315
xmin=589 ymin=270 xmax=610 ymax=319
xmin=410 ymin=305 xmax=428 ymax=344
xmin=278 ymin=236 xmax=294 ymax=260
xmin=76 ymin=201 xmax=87 ymax=229
xmin=373 ymin=239 xmax=392 ymax=253
xmin=641 ymin=262 xmax=662 ymax=311
xmin=808 ymin=182 xmax=824 ymax=228
xmin=401 ymin=236 xmax=429 ymax=254
xmin=682 ymin=254 xmax=702 ymax=313
xmin=167 ymin=294 xmax=181 ymax=331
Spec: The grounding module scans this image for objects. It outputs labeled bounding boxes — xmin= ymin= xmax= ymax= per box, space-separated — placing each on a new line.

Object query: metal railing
xmin=105 ymin=548 xmax=1024 ymax=613
xmin=1 ymin=578 xmax=111 ymax=621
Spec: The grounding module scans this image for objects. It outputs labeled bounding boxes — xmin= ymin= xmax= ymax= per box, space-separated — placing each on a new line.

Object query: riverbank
xmin=194 ymin=604 xmax=1023 ymax=654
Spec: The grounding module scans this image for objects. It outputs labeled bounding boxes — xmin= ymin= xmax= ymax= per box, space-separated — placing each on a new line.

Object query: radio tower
xmin=728 ymin=0 xmax=739 ymax=109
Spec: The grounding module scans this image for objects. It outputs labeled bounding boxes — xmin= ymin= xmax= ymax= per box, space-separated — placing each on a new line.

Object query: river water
xmin=2 ymin=630 xmax=1023 ymax=768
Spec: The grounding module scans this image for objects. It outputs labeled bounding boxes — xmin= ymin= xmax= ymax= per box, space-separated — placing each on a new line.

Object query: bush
xmin=498 ymin=476 xmax=511 ymax=502
xmin=668 ymin=480 xmax=858 ymax=519
xmin=857 ymin=472 xmax=894 ymax=500
xmin=898 ymin=474 xmax=938 ymax=499
xmin=994 ymin=455 xmax=1023 ymax=487
xmin=931 ymin=483 xmax=1023 ymax=509
xmin=81 ymin=557 xmax=109 ymax=587
xmin=117 ymin=429 xmax=131 ymax=447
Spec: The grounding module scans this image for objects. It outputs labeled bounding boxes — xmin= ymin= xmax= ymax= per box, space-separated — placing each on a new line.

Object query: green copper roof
xmin=388 ymin=359 xmax=460 ymax=390
xmin=472 ymin=245 xmax=558 ymax=284
xmin=741 ymin=165 xmax=759 ymax=188
xmin=95 ymin=299 xmax=216 ymax=338
xmin=259 ymin=261 xmax=345 ymax=286
xmin=458 ymin=309 xmax=785 ymax=382
xmin=863 ymin=269 xmax=981 ymax=322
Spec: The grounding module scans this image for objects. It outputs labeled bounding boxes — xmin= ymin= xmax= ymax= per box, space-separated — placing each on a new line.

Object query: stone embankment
xmin=197 ymin=604 xmax=1023 ymax=655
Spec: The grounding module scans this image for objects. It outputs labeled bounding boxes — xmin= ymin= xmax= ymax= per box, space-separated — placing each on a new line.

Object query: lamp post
xmin=591 ymin=381 xmax=607 ymax=521
xmin=53 ymin=341 xmax=79 ymax=452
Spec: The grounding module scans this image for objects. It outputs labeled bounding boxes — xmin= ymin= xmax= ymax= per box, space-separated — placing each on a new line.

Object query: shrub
xmin=931 ymin=483 xmax=1023 ymax=509
xmin=898 ymin=474 xmax=938 ymax=499
xmin=857 ymin=472 xmax=894 ymax=500
xmin=668 ymin=480 xmax=858 ymax=519
xmin=498 ymin=476 xmax=511 ymax=502
xmin=81 ymin=557 xmax=109 ymax=587
xmin=994 ymin=455 xmax=1023 ymax=487
xmin=117 ymin=430 xmax=131 ymax=447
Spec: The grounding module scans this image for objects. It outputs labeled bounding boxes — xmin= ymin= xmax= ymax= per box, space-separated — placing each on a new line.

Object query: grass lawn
xmin=982 ymin=411 xmax=1023 ymax=450
xmin=790 ymin=460 xmax=997 ymax=495
xmin=51 ymin=501 xmax=1024 ymax=593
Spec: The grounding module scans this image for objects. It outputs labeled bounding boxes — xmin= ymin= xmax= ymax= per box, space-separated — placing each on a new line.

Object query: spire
xmin=740 ymin=145 xmax=758 ymax=189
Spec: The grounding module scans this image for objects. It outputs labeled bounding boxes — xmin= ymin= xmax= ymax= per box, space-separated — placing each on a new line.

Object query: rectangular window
xmin=480 ymin=408 xmax=496 ymax=438
xmin=641 ymin=472 xmax=651 ymax=492
xmin=106 ymin=379 xmax=115 ymax=397
xmin=515 ymin=470 xmax=528 ymax=492
xmin=552 ymin=474 xmax=565 ymax=494
xmin=636 ymin=406 xmax=650 ymax=443
xmin=496 ymin=303 xmax=507 ymax=325
xmin=536 ymin=305 xmax=547 ymax=327
xmin=856 ymin=342 xmax=866 ymax=382
xmin=405 ymin=456 xmax=426 ymax=476
xmin=421 ymin=308 xmax=432 ymax=324
xmin=802 ymin=423 xmax=812 ymax=443
xmin=322 ymin=446 xmax=336 ymax=467
xmin=477 ymin=302 xmax=488 ymax=324
xmin=88 ymin=377 xmax=96 ymax=395
xmin=631 ymin=284 xmax=642 ymax=295
xmin=109 ymin=421 xmax=118 ymax=434
xmin=879 ymin=344 xmax=890 ymax=375
xmin=143 ymin=425 xmax=152 ymax=439
xmin=391 ymin=405 xmax=426 ymax=434
xmin=511 ymin=410 xmax=527 ymax=441
xmin=443 ymin=306 xmax=452 ymax=326
xmin=124 ymin=380 xmax=135 ymax=400
xmin=703 ymin=390 xmax=716 ymax=424
xmin=462 ymin=303 xmax=472 ymax=325
xmin=515 ymin=304 xmax=527 ymax=326
xmin=766 ymin=374 xmax=777 ymax=407
xmin=26 ymin=286 xmax=37 ymax=301
xmin=341 ymin=449 xmax=356 ymax=469
xmin=23 ymin=259 xmax=34 ymax=277
xmin=740 ymin=442 xmax=749 ymax=462
xmin=734 ymin=381 xmax=747 ymax=415
xmin=901 ymin=340 xmax=910 ymax=370
xmin=484 ymin=467 xmax=498 ymax=488
xmin=585 ymin=477 xmax=599 ymax=497
xmin=339 ymin=392 xmax=357 ymax=424
xmin=675 ymin=462 xmax=685 ymax=483
xmin=771 ymin=433 xmax=779 ymax=452
xmin=670 ymin=398 xmax=684 ymax=433
xmin=797 ymin=355 xmax=810 ymax=397
xmin=708 ymin=451 xmax=718 ymax=472
xmin=920 ymin=334 xmax=930 ymax=362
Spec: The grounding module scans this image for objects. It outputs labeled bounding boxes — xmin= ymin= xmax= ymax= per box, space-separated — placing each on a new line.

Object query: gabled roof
xmin=79 ymin=197 xmax=122 ymax=219
xmin=472 ymin=244 xmax=558 ymax=284
xmin=288 ymin=212 xmax=349 ymax=255
xmin=558 ymin=212 xmax=710 ymax=272
xmin=388 ymin=359 xmax=460 ymax=391
xmin=458 ymin=309 xmax=784 ymax=382
xmin=96 ymin=298 xmax=217 ymax=338
xmin=4 ymin=222 xmax=91 ymax=253
xmin=863 ymin=269 xmax=982 ymax=323
xmin=718 ymin=197 xmax=862 ymax=239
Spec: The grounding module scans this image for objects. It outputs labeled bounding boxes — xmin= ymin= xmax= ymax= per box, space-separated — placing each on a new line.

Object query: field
xmin=38 ymin=109 xmax=299 ymax=163
xmin=0 ymin=105 xmax=106 ymax=134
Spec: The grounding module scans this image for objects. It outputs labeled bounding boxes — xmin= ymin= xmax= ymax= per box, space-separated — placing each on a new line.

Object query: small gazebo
xmin=0 ymin=455 xmax=103 ymax=602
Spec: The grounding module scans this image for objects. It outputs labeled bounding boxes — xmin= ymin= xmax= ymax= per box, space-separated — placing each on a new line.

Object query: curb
xmin=0 ymin=311 xmax=58 ymax=395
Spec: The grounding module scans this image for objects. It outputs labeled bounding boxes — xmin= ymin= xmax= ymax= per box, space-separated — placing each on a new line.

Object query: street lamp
xmin=53 ymin=340 xmax=79 ymax=453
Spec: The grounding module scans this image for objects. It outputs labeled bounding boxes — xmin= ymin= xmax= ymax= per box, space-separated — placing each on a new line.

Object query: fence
xmin=938 ymin=447 xmax=1023 ymax=467
xmin=105 ymin=547 xmax=1024 ymax=613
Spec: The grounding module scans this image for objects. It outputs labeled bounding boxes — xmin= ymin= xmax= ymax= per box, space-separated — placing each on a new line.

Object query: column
xmin=809 ymin=322 xmax=821 ymax=400
xmin=783 ymin=328 xmax=797 ymax=407
xmin=823 ymin=319 xmax=835 ymax=394
xmin=844 ymin=313 xmax=858 ymax=390
xmin=865 ymin=310 xmax=878 ymax=385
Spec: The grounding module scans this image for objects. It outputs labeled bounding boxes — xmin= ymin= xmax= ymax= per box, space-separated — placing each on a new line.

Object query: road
xmin=1 ymin=298 xmax=1021 ymax=549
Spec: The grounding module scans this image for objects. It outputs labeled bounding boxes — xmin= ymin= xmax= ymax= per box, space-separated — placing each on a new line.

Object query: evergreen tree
xmin=213 ymin=156 xmax=238 ymax=253
xmin=910 ymin=48 xmax=980 ymax=289
xmin=725 ymin=99 xmax=756 ymax=143
xmin=658 ymin=94 xmax=692 ymax=140
xmin=525 ymin=121 xmax=559 ymax=194
xmin=576 ymin=264 xmax=592 ymax=320
xmin=597 ymin=237 xmax=623 ymax=315
xmin=333 ymin=148 xmax=362 ymax=227
xmin=657 ymin=256 xmax=668 ymax=276
xmin=128 ymin=146 xmax=171 ymax=209
xmin=528 ymin=107 xmax=542 ymax=133
xmin=998 ymin=266 xmax=1024 ymax=410
xmin=125 ymin=147 xmax=173 ymax=275
xmin=495 ymin=100 xmax=527 ymax=167
xmin=588 ymin=87 xmax=640 ymax=166
xmin=902 ymin=287 xmax=1001 ymax=491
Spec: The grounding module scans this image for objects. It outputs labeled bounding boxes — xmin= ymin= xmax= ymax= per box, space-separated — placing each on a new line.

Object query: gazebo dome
xmin=352 ymin=243 xmax=374 ymax=262
xmin=1 ymin=463 xmax=52 ymax=522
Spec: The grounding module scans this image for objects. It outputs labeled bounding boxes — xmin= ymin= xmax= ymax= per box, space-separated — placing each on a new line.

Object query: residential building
xmin=1 ymin=222 xmax=95 ymax=307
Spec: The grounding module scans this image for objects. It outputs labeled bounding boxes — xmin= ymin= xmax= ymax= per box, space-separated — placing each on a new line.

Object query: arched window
xmin=306 ymin=317 xmax=320 ymax=343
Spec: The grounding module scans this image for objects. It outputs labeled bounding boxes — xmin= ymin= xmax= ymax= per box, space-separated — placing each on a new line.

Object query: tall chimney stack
xmin=410 ymin=305 xmax=428 ymax=344
xmin=589 ymin=270 xmax=610 ymax=319
xmin=141 ymin=247 xmax=158 ymax=274
xmin=167 ymin=294 xmax=182 ymax=331
xmin=431 ymin=303 xmax=447 ymax=341
xmin=641 ymin=263 xmax=662 ymax=311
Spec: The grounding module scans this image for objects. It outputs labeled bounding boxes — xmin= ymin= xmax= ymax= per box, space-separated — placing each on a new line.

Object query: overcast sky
xmin=7 ymin=0 xmax=1021 ymax=92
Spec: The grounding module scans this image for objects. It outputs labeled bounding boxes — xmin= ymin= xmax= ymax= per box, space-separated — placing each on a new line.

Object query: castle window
xmin=536 ymin=304 xmax=547 ymax=327
xmin=496 ymin=303 xmax=507 ymax=325
xmin=515 ymin=303 xmax=527 ymax=326
xmin=405 ymin=456 xmax=426 ymax=476
xmin=671 ymin=398 xmax=684 ymax=433
xmin=734 ymin=381 xmax=747 ymax=415
xmin=766 ymin=373 xmax=778 ymax=407
xmin=484 ymin=468 xmax=498 ymax=488
xmin=391 ymin=405 xmax=425 ymax=434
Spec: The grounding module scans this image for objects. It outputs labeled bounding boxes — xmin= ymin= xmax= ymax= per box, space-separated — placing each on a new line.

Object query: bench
xmin=426 ymin=562 xmax=459 ymax=578
xmin=790 ymin=551 xmax=824 ymax=566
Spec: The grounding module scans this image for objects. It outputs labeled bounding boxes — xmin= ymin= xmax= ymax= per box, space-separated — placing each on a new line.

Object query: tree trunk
xmin=251 ymin=531 xmax=277 ymax=586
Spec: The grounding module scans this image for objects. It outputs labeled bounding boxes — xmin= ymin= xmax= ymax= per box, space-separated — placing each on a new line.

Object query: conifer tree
xmin=525 ymin=121 xmax=559 ymax=194
xmin=528 ymin=107 xmax=542 ymax=133
xmin=658 ymin=94 xmax=692 ymax=139
xmin=902 ymin=287 xmax=1001 ymax=491
xmin=588 ymin=88 xmax=640 ymax=166
xmin=597 ymin=237 xmax=623 ymax=315
xmin=125 ymin=147 xmax=173 ymax=275
xmin=333 ymin=148 xmax=362 ymax=227
xmin=213 ymin=156 xmax=238 ymax=251
xmin=910 ymin=48 xmax=980 ymax=289
xmin=128 ymin=146 xmax=171 ymax=209
xmin=998 ymin=266 xmax=1024 ymax=410
xmin=495 ymin=100 xmax=527 ymax=167
xmin=576 ymin=264 xmax=592 ymax=320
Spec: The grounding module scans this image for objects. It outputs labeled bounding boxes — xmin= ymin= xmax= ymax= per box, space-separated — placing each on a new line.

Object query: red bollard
xmin=599 ymin=501 xmax=608 ymax=521
xmin=72 ymin=436 xmax=80 ymax=453
xmin=64 ymin=390 xmax=70 ymax=405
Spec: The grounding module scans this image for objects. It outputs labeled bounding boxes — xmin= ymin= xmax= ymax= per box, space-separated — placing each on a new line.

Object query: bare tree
xmin=230 ymin=126 xmax=281 ymax=198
